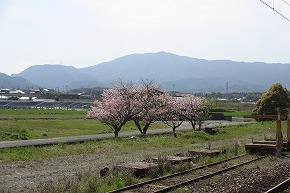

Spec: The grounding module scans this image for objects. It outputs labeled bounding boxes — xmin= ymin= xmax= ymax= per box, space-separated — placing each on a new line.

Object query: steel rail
xmin=265 ymin=177 xmax=290 ymax=193
xmin=153 ymin=155 xmax=268 ymax=193
xmin=108 ymin=154 xmax=247 ymax=193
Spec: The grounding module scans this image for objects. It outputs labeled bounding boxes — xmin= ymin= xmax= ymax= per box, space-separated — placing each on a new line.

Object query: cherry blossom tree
xmin=131 ymin=80 xmax=165 ymax=134
xmin=88 ymin=81 xmax=144 ymax=137
xmin=179 ymin=94 xmax=208 ymax=130
xmin=160 ymin=95 xmax=184 ymax=137
xmin=88 ymin=79 xmax=210 ymax=138
xmin=195 ymin=105 xmax=210 ymax=130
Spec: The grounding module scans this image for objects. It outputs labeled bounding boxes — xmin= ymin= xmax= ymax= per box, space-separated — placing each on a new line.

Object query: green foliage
xmin=1 ymin=128 xmax=29 ymax=140
xmin=18 ymin=129 xmax=29 ymax=140
xmin=253 ymin=83 xmax=289 ymax=116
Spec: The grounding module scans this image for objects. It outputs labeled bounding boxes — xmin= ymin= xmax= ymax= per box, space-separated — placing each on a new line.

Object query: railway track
xmin=109 ymin=154 xmax=268 ymax=193
xmin=265 ymin=177 xmax=290 ymax=193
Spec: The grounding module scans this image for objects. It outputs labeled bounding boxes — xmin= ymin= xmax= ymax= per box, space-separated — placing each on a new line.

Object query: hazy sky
xmin=1 ymin=0 xmax=290 ymax=75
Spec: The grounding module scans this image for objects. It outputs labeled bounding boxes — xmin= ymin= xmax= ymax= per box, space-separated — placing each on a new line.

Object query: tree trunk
xmin=134 ymin=120 xmax=143 ymax=134
xmin=190 ymin=120 xmax=196 ymax=130
xmin=114 ymin=126 xmax=121 ymax=137
xmin=173 ymin=127 xmax=177 ymax=138
xmin=198 ymin=123 xmax=202 ymax=130
xmin=142 ymin=123 xmax=151 ymax=134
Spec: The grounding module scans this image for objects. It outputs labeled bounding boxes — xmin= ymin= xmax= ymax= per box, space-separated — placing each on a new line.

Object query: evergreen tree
xmin=253 ymin=83 xmax=289 ymax=116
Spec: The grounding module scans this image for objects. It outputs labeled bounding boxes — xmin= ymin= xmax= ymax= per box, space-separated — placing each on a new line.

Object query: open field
xmin=0 ymin=109 xmax=166 ymax=141
xmin=218 ymin=111 xmax=251 ymax=117
xmin=215 ymin=101 xmax=255 ymax=111
xmin=0 ymin=108 xmax=253 ymax=142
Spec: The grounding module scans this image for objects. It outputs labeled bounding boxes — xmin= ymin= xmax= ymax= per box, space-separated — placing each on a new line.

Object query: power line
xmin=281 ymin=0 xmax=290 ymax=7
xmin=259 ymin=0 xmax=290 ymax=21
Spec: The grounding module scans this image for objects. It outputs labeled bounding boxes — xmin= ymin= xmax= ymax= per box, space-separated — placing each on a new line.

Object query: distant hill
xmin=80 ymin=52 xmax=209 ymax=82
xmin=161 ymin=77 xmax=267 ymax=93
xmin=11 ymin=52 xmax=290 ymax=92
xmin=0 ymin=72 xmax=37 ymax=89
xmin=80 ymin=52 xmax=289 ymax=92
xmin=12 ymin=64 xmax=102 ymax=89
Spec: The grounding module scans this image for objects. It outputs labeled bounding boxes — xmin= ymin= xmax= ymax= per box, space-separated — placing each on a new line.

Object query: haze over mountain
xmin=0 ymin=72 xmax=37 ymax=89
xmin=12 ymin=65 xmax=107 ymax=89
xmin=10 ymin=52 xmax=290 ymax=92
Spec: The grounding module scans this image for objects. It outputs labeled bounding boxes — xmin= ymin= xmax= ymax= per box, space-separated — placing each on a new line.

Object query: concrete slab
xmin=188 ymin=149 xmax=225 ymax=156
xmin=152 ymin=156 xmax=192 ymax=164
xmin=116 ymin=161 xmax=158 ymax=176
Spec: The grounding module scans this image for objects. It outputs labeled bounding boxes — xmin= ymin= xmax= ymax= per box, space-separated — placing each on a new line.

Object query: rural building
xmin=0 ymin=95 xmax=8 ymax=100
xmin=9 ymin=90 xmax=25 ymax=94
xmin=0 ymin=89 xmax=10 ymax=94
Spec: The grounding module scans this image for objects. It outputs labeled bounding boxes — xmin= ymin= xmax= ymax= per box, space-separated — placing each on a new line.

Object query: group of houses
xmin=0 ymin=88 xmax=85 ymax=101
xmin=0 ymin=88 xmax=50 ymax=101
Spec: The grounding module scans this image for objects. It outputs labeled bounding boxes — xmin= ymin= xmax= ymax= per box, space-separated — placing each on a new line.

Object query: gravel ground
xmin=184 ymin=154 xmax=290 ymax=193
xmin=0 ymin=144 xmax=189 ymax=192
xmin=0 ymin=154 xmax=106 ymax=192
xmin=1 ymin=150 xmax=289 ymax=192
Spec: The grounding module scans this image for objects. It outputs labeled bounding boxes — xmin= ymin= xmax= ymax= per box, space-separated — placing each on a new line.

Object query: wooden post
xmin=276 ymin=108 xmax=283 ymax=155
xmin=287 ymin=108 xmax=290 ymax=143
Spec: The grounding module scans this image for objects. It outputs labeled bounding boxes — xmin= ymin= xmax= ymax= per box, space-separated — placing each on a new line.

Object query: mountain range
xmin=0 ymin=72 xmax=38 ymax=89
xmin=2 ymin=52 xmax=290 ymax=93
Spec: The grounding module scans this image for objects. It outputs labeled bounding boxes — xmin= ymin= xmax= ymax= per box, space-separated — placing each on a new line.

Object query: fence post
xmin=276 ymin=108 xmax=283 ymax=156
xmin=287 ymin=108 xmax=290 ymax=144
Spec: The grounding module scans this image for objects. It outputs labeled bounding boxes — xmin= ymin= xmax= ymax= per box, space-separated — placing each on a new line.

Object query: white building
xmin=9 ymin=90 xmax=25 ymax=94
xmin=0 ymin=95 xmax=8 ymax=100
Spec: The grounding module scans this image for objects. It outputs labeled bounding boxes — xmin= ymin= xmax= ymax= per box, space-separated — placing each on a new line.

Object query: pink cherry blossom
xmin=88 ymin=81 xmax=144 ymax=137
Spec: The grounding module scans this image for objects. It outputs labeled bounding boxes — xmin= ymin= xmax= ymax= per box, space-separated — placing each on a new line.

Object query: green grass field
xmin=0 ymin=109 xmax=167 ymax=141
xmin=0 ymin=120 xmax=280 ymax=163
xmin=215 ymin=101 xmax=255 ymax=111
xmin=1 ymin=108 xmax=281 ymax=164
xmin=211 ymin=111 xmax=252 ymax=117
xmin=0 ymin=108 xmax=255 ymax=141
